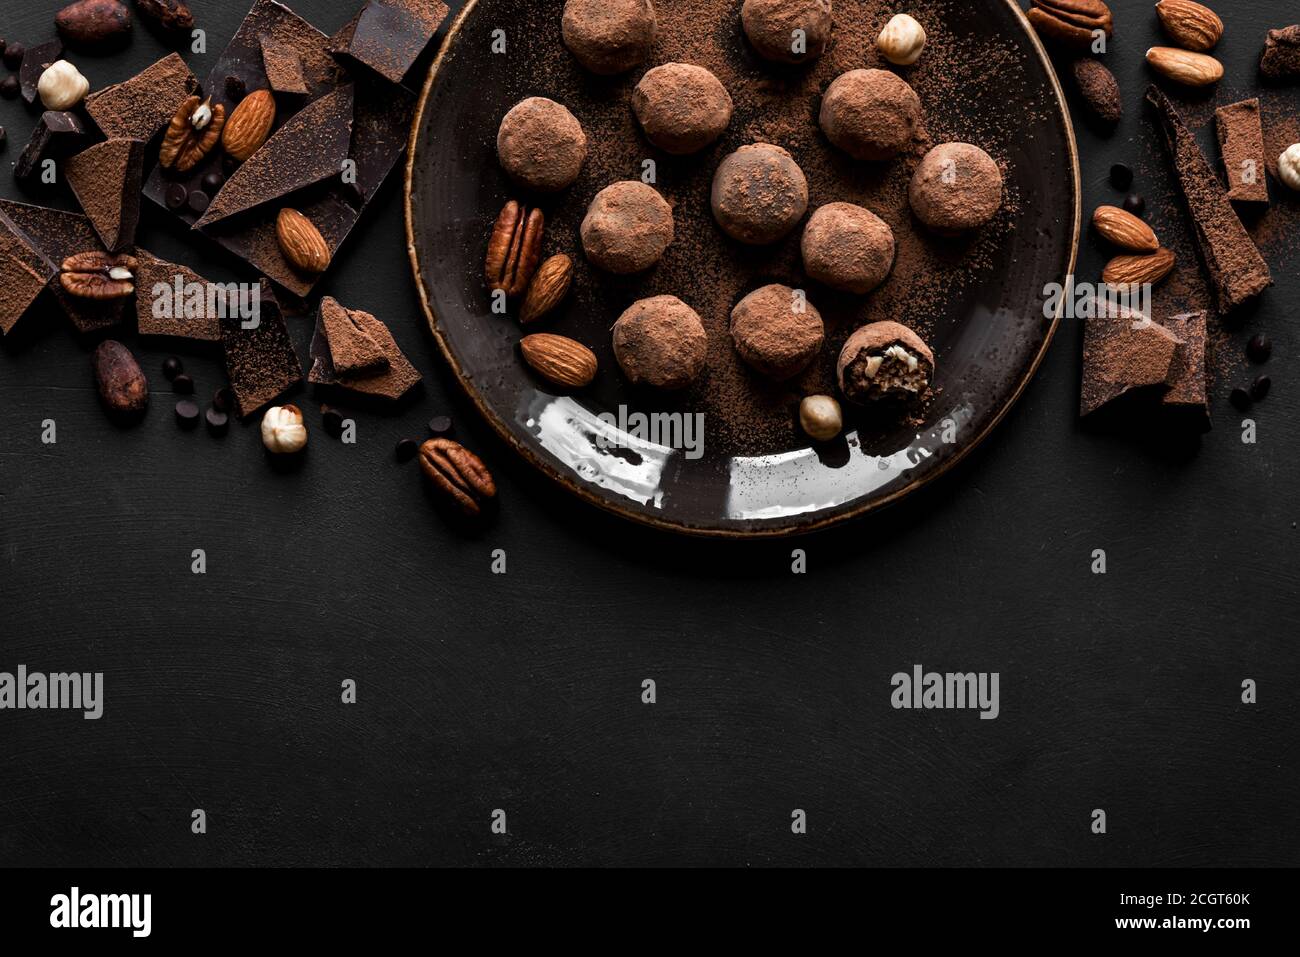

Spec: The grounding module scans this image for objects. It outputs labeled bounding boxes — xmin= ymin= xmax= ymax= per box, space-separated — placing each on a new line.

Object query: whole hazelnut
xmin=799 ymin=395 xmax=843 ymax=442
xmin=877 ymin=14 xmax=926 ymax=65
xmin=261 ymin=404 xmax=308 ymax=454
xmin=1279 ymin=143 xmax=1300 ymax=193
xmin=37 ymin=60 xmax=90 ymax=111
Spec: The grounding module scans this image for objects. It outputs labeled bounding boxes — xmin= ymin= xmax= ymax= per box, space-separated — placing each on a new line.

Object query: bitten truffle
xmin=711 ymin=143 xmax=809 ymax=245
xmin=819 ymin=69 xmax=923 ymax=161
xmin=741 ymin=0 xmax=833 ymax=65
xmin=801 ymin=203 xmax=895 ymax=294
xmin=562 ymin=0 xmax=658 ymax=75
xmin=837 ymin=321 xmax=934 ymax=404
xmin=613 ymin=295 xmax=708 ymax=390
xmin=580 ymin=181 xmax=675 ymax=274
xmin=497 ymin=97 xmax=588 ymax=193
xmin=909 ymin=142 xmax=1003 ymax=234
xmin=633 ymin=63 xmax=733 ymax=155
xmin=730 ymin=284 xmax=825 ymax=380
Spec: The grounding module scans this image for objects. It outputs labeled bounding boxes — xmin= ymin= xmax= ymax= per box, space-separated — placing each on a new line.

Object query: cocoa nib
xmin=133 ymin=0 xmax=194 ymax=35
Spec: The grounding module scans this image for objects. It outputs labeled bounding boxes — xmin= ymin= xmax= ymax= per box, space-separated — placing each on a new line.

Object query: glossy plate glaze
xmin=405 ymin=0 xmax=1080 ymax=538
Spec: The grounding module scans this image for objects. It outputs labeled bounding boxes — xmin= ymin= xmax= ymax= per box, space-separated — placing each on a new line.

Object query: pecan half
xmin=159 ymin=94 xmax=226 ymax=173
xmin=419 ymin=438 xmax=497 ymax=517
xmin=485 ymin=200 xmax=544 ymax=297
xmin=60 ymin=251 xmax=138 ymax=299
xmin=1026 ymin=0 xmax=1114 ymax=50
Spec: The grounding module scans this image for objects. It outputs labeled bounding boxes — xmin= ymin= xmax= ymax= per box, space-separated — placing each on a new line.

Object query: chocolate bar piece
xmin=19 ymin=39 xmax=64 ymax=105
xmin=1215 ymin=100 xmax=1269 ymax=204
xmin=0 ymin=208 xmax=58 ymax=336
xmin=64 ymin=139 xmax=146 ymax=251
xmin=1260 ymin=25 xmax=1300 ymax=79
xmin=0 ymin=200 xmax=129 ymax=334
xmin=1161 ymin=311 xmax=1211 ymax=431
xmin=135 ymin=251 xmax=224 ymax=342
xmin=330 ymin=0 xmax=449 ymax=84
xmin=15 ymin=111 xmax=87 ymax=182
xmin=309 ymin=304 xmax=421 ymax=401
xmin=1147 ymin=86 xmax=1272 ymax=313
xmin=262 ymin=38 xmax=309 ymax=94
xmin=220 ymin=279 xmax=303 ymax=417
xmin=1080 ymin=309 xmax=1183 ymax=418
xmin=83 ymin=53 xmax=198 ymax=141
xmin=317 ymin=296 xmax=389 ymax=374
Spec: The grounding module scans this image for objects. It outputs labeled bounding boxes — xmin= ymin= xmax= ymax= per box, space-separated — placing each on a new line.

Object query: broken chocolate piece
xmin=318 ymin=295 xmax=389 ymax=375
xmin=19 ymin=39 xmax=64 ymax=105
xmin=262 ymin=38 xmax=309 ymax=94
xmin=220 ymin=279 xmax=302 ymax=417
xmin=15 ymin=111 xmax=87 ymax=183
xmin=1260 ymin=25 xmax=1300 ymax=80
xmin=64 ymin=139 xmax=146 ymax=251
xmin=194 ymin=83 xmax=355 ymax=229
xmin=134 ymin=251 xmax=224 ymax=341
xmin=1162 ymin=311 xmax=1211 ymax=431
xmin=0 ymin=199 xmax=129 ymax=333
xmin=330 ymin=0 xmax=449 ymax=85
xmin=1147 ymin=86 xmax=1272 ymax=313
xmin=309 ymin=306 xmax=421 ymax=401
xmin=1080 ymin=309 xmax=1183 ymax=418
xmin=1215 ymin=100 xmax=1269 ymax=205
xmin=0 ymin=208 xmax=58 ymax=336
xmin=347 ymin=72 xmax=415 ymax=207
xmin=84 ymin=52 xmax=198 ymax=141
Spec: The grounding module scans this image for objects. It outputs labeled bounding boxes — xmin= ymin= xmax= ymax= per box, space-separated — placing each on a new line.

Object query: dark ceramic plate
xmin=406 ymin=0 xmax=1080 ymax=538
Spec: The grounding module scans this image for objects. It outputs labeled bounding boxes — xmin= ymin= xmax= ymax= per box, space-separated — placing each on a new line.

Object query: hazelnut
xmin=799 ymin=395 xmax=843 ymax=442
xmin=261 ymin=404 xmax=308 ymax=454
xmin=877 ymin=14 xmax=926 ymax=65
xmin=1279 ymin=144 xmax=1300 ymax=193
xmin=37 ymin=60 xmax=90 ymax=111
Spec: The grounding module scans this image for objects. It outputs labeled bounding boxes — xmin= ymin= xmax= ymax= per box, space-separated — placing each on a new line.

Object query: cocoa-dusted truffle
xmin=497 ymin=97 xmax=588 ymax=193
xmin=633 ymin=63 xmax=733 ymax=155
xmin=837 ymin=321 xmax=934 ymax=404
xmin=819 ymin=69 xmax=923 ymax=161
xmin=562 ymin=0 xmax=657 ymax=75
xmin=581 ymin=181 xmax=674 ymax=274
xmin=909 ymin=142 xmax=1003 ymax=234
xmin=711 ymin=143 xmax=809 ymax=244
xmin=801 ymin=202 xmax=895 ymax=294
xmin=730 ymin=284 xmax=825 ymax=380
xmin=612 ymin=295 xmax=708 ymax=390
xmin=741 ymin=0 xmax=833 ymax=65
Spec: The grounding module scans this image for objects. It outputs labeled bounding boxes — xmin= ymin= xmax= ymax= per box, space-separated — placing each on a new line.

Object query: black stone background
xmin=0 ymin=0 xmax=1296 ymax=867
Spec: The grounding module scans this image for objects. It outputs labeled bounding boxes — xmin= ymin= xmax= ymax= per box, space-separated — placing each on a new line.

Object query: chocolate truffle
xmin=497 ymin=97 xmax=588 ymax=193
xmin=562 ymin=0 xmax=657 ymax=76
xmin=837 ymin=321 xmax=934 ymax=404
xmin=801 ymin=203 xmax=895 ymax=294
xmin=730 ymin=285 xmax=825 ymax=380
xmin=711 ymin=143 xmax=809 ymax=245
xmin=632 ymin=63 xmax=733 ymax=155
xmin=612 ymin=295 xmax=708 ymax=390
xmin=741 ymin=0 xmax=833 ymax=65
xmin=908 ymin=142 xmax=1004 ymax=234
xmin=819 ymin=69 xmax=923 ymax=161
xmin=581 ymin=181 xmax=674 ymax=274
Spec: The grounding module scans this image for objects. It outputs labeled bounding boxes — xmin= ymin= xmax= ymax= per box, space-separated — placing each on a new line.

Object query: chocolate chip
xmin=1122 ymin=194 xmax=1146 ymax=217
xmin=187 ymin=190 xmax=210 ymax=214
xmin=0 ymin=126 xmax=6 ymax=149
xmin=395 ymin=438 xmax=419 ymax=463
xmin=1229 ymin=387 xmax=1253 ymax=412
xmin=3 ymin=42 xmax=23 ymax=70
xmin=428 ymin=415 xmax=454 ymax=436
xmin=221 ymin=154 xmax=238 ymax=175
xmin=200 ymin=170 xmax=224 ymax=194
xmin=172 ymin=373 xmax=194 ymax=395
xmin=0 ymin=75 xmax=19 ymax=99
xmin=175 ymin=399 xmax=200 ymax=429
xmin=225 ymin=74 xmax=245 ymax=102
xmin=162 ymin=356 xmax=183 ymax=380
xmin=1110 ymin=164 xmax=1133 ymax=190
xmin=321 ymin=405 xmax=345 ymax=436
xmin=212 ymin=386 xmax=234 ymax=413
xmin=164 ymin=183 xmax=188 ymax=210
xmin=1250 ymin=375 xmax=1271 ymax=402
xmin=1247 ymin=334 xmax=1272 ymax=363
xmin=205 ymin=406 xmax=229 ymax=436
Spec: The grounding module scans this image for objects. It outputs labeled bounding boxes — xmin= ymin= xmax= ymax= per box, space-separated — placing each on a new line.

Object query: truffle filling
xmin=846 ymin=343 xmax=930 ymax=399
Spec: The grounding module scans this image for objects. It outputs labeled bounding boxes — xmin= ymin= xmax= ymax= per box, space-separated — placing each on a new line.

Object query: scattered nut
xmin=419 ymin=438 xmax=496 ymax=517
xmin=877 ymin=14 xmax=926 ymax=65
xmin=519 ymin=254 xmax=573 ymax=325
xmin=276 ymin=208 xmax=331 ymax=274
xmin=520 ymin=333 xmax=598 ymax=389
xmin=1155 ymin=0 xmax=1223 ymax=52
xmin=92 ymin=340 xmax=148 ymax=419
xmin=261 ymin=404 xmax=308 ymax=454
xmin=485 ymin=200 xmax=544 ymax=297
xmin=799 ymin=395 xmax=843 ymax=442
xmin=1279 ymin=144 xmax=1300 ymax=192
xmin=222 ymin=88 xmax=275 ymax=161
xmin=1102 ymin=248 xmax=1176 ymax=288
xmin=159 ymin=93 xmax=226 ymax=173
xmin=59 ymin=251 xmax=137 ymax=299
xmin=1092 ymin=205 xmax=1159 ymax=252
xmin=1146 ymin=46 xmax=1223 ymax=86
xmin=1025 ymin=0 xmax=1114 ymax=51
xmin=37 ymin=60 xmax=89 ymax=110
xmin=190 ymin=96 xmax=213 ymax=131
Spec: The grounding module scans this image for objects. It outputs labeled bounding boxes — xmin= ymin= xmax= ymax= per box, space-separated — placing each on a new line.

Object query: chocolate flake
xmin=1080 ymin=310 xmax=1183 ymax=418
xmin=83 ymin=52 xmax=198 ymax=141
xmin=1214 ymin=100 xmax=1269 ymax=205
xmin=19 ymin=39 xmax=64 ymax=105
xmin=262 ymin=37 xmax=310 ymax=94
xmin=0 ymin=209 xmax=58 ymax=336
xmin=64 ymin=139 xmax=146 ymax=251
xmin=330 ymin=0 xmax=449 ymax=85
xmin=220 ymin=279 xmax=303 ymax=417
xmin=134 ymin=251 xmax=223 ymax=342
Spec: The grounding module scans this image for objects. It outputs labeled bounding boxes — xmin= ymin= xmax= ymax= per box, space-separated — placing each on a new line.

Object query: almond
xmin=1102 ymin=248 xmax=1176 ymax=287
xmin=1093 ymin=205 xmax=1159 ymax=252
xmin=222 ymin=88 xmax=276 ymax=161
xmin=276 ymin=208 xmax=331 ymax=274
xmin=519 ymin=254 xmax=573 ymax=325
xmin=520 ymin=333 xmax=597 ymax=389
xmin=1155 ymin=0 xmax=1223 ymax=52
xmin=1146 ymin=47 xmax=1223 ymax=86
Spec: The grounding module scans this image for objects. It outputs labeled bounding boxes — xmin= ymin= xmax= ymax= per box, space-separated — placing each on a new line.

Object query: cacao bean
xmin=92 ymin=340 xmax=149 ymax=421
xmin=133 ymin=0 xmax=194 ymax=34
xmin=55 ymin=0 xmax=132 ymax=50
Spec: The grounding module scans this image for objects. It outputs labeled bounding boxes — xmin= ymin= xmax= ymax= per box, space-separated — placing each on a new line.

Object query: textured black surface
xmin=1 ymin=0 xmax=1298 ymax=867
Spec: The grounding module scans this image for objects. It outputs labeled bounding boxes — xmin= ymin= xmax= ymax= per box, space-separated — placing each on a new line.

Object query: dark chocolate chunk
xmin=262 ymin=37 xmax=309 ymax=94
xmin=220 ymin=279 xmax=302 ymax=417
xmin=19 ymin=39 xmax=63 ymax=105
xmin=1215 ymin=99 xmax=1269 ymax=204
xmin=175 ymin=398 xmax=201 ymax=429
xmin=187 ymin=190 xmax=210 ymax=214
xmin=1147 ymin=86 xmax=1272 ymax=313
xmin=428 ymin=415 xmax=453 ymax=436
xmin=63 ymin=138 xmax=145 ymax=252
xmin=1260 ymin=25 xmax=1300 ymax=80
xmin=1161 ymin=311 xmax=1210 ymax=431
xmin=1122 ymin=194 xmax=1146 ymax=217
xmin=1250 ymin=375 xmax=1271 ymax=402
xmin=308 ymin=305 xmax=421 ymax=402
xmin=1080 ymin=309 xmax=1183 ymax=418
xmin=212 ymin=386 xmax=234 ymax=413
xmin=162 ymin=356 xmax=183 ymax=380
xmin=395 ymin=437 xmax=418 ymax=462
xmin=172 ymin=373 xmax=194 ymax=395
xmin=135 ymin=251 xmax=225 ymax=342
xmin=15 ymin=111 xmax=87 ymax=183
xmin=318 ymin=295 xmax=389 ymax=375
xmin=205 ymin=407 xmax=230 ymax=435
xmin=330 ymin=0 xmax=449 ymax=85
xmin=1247 ymin=334 xmax=1272 ymax=363
xmin=1110 ymin=164 xmax=1133 ymax=191
xmin=346 ymin=72 xmax=415 ymax=208
xmin=1229 ymin=387 xmax=1252 ymax=412
xmin=0 ymin=207 xmax=58 ymax=336
xmin=83 ymin=52 xmax=197 ymax=141
xmin=0 ymin=75 xmax=19 ymax=99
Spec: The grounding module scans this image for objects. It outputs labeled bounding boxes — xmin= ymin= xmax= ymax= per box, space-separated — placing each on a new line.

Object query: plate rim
xmin=404 ymin=0 xmax=1082 ymax=539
